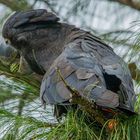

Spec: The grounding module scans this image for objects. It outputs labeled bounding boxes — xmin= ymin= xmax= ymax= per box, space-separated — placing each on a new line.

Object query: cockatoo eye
xmin=5 ymin=38 xmax=11 ymax=45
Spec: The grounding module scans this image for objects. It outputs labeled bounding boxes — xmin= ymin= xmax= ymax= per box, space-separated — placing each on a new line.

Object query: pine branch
xmin=0 ymin=60 xmax=41 ymax=91
xmin=109 ymin=0 xmax=140 ymax=11
xmin=0 ymin=0 xmax=32 ymax=10
xmin=56 ymin=67 xmax=107 ymax=127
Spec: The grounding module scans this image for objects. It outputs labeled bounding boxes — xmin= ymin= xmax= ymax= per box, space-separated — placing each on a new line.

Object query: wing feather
xmin=40 ymin=33 xmax=135 ymax=112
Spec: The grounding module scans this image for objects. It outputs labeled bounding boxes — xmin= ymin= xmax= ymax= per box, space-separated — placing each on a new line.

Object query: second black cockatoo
xmin=2 ymin=9 xmax=136 ymax=118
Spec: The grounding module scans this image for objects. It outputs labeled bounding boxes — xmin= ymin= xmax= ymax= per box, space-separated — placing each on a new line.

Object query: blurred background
xmin=0 ymin=0 xmax=140 ymax=139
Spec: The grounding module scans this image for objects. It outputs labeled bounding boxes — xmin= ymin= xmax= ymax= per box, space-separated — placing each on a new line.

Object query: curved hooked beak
xmin=0 ymin=41 xmax=18 ymax=59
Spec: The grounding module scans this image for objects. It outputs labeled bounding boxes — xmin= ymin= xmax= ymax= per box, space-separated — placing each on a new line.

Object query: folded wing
xmin=40 ymin=33 xmax=136 ymax=113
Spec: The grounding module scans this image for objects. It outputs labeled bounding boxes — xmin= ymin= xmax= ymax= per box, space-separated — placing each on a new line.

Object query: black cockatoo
xmin=2 ymin=9 xmax=136 ymax=118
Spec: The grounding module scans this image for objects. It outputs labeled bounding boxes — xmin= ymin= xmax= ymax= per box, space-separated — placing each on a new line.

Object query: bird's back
xmin=40 ymin=28 xmax=136 ymax=115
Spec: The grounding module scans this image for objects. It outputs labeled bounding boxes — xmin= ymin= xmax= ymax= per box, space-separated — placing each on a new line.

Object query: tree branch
xmin=56 ymin=68 xmax=107 ymax=127
xmin=0 ymin=0 xmax=32 ymax=11
xmin=109 ymin=0 xmax=140 ymax=11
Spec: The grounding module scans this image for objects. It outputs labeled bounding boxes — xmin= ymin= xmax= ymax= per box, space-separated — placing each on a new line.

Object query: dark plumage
xmin=2 ymin=9 xmax=136 ymax=117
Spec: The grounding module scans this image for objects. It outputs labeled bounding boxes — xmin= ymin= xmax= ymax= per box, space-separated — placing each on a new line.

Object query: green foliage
xmin=0 ymin=109 xmax=56 ymax=140
xmin=47 ymin=111 xmax=103 ymax=140
xmin=47 ymin=113 xmax=140 ymax=140
xmin=0 ymin=108 xmax=140 ymax=140
xmin=109 ymin=115 xmax=140 ymax=140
